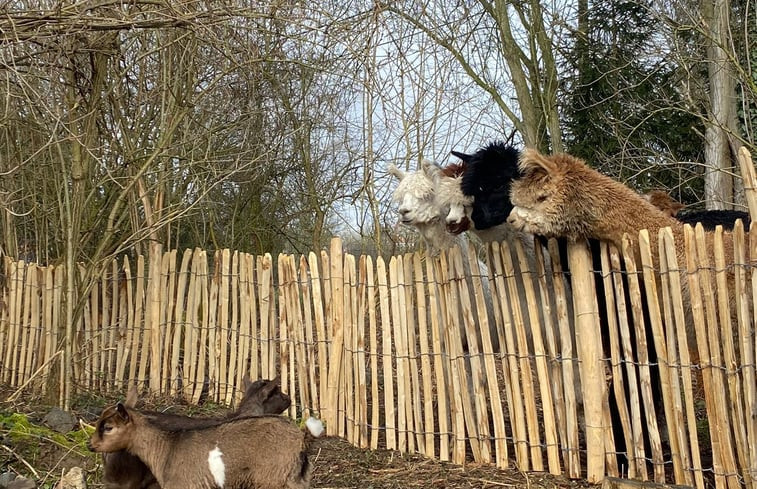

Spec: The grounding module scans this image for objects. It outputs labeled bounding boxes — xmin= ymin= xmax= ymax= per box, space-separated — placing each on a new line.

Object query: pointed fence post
xmin=567 ymin=240 xmax=606 ymax=483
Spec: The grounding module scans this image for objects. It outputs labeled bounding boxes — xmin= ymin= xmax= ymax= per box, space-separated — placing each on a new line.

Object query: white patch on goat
xmin=305 ymin=417 xmax=325 ymax=438
xmin=207 ymin=446 xmax=225 ymax=487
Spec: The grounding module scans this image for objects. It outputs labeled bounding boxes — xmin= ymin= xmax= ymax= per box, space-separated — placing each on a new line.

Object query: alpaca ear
xmin=388 ymin=164 xmax=406 ymax=180
xmin=519 ymin=148 xmax=557 ymax=175
xmin=242 ymin=372 xmax=252 ymax=390
xmin=421 ymin=159 xmax=442 ymax=180
xmin=451 ymin=150 xmax=472 ymax=163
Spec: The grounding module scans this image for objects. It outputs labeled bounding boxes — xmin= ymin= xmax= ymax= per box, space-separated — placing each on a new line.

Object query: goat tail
xmin=304 ymin=417 xmax=324 ymax=438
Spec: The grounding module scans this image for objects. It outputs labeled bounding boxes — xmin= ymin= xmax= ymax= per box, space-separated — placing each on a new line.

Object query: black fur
xmin=676 ymin=209 xmax=750 ymax=231
xmin=456 ymin=141 xmax=521 ymax=230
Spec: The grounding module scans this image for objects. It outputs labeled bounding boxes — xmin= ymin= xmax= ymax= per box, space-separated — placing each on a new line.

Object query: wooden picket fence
xmin=1 ymin=225 xmax=756 ymax=488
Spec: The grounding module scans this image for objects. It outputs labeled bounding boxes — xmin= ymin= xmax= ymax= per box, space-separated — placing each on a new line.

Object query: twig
xmin=8 ymin=349 xmax=63 ymax=402
xmin=0 ymin=443 xmax=40 ymax=479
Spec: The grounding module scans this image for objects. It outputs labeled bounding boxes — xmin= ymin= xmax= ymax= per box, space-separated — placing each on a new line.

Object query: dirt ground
xmin=0 ymin=384 xmax=596 ymax=489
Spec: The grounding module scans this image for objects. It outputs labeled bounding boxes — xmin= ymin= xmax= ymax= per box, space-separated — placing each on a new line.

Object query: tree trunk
xmin=703 ymin=0 xmax=736 ymax=209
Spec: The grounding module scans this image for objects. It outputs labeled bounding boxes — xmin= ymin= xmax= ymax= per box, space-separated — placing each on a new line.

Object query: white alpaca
xmin=388 ymin=160 xmax=498 ymax=353
xmin=388 ymin=161 xmax=471 ymax=254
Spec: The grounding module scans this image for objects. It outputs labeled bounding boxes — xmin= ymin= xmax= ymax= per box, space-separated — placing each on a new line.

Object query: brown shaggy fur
xmin=644 ymin=190 xmax=685 ymax=217
xmin=508 ymin=148 xmax=739 ymax=367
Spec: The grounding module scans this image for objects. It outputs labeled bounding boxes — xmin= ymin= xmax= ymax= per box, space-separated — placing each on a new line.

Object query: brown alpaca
xmin=507 ymin=148 xmax=738 ymax=365
xmin=643 ymin=190 xmax=685 ymax=217
xmin=507 ymin=149 xmax=685 ymax=249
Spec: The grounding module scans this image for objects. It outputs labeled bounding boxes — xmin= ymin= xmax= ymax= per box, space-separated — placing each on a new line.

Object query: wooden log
xmin=365 ymin=255 xmax=380 ymax=451
xmin=376 ymin=256 xmax=396 ymax=450
xmin=438 ymin=249 xmax=480 ymax=464
xmin=193 ymin=251 xmax=210 ymax=405
xmin=402 ymin=253 xmax=423 ymax=454
xmin=467 ymin=244 xmax=508 ymax=469
xmin=277 ymin=254 xmax=291 ymax=416
xmin=489 ymin=241 xmax=528 ymax=469
xmin=226 ymin=251 xmax=239 ymax=406
xmin=693 ymin=226 xmax=739 ymax=489
xmin=713 ymin=226 xmax=751 ymax=488
xmin=546 ymin=239 xmax=581 ymax=477
xmin=257 ymin=253 xmax=273 ymax=379
xmin=326 ymin=238 xmax=345 ymax=436
xmin=170 ymin=250 xmax=192 ymax=397
xmin=343 ymin=254 xmax=356 ymax=443
xmin=499 ymin=241 xmax=539 ymax=470
xmin=661 ymin=228 xmax=703 ymax=489
xmin=389 ymin=255 xmax=408 ymax=452
xmin=622 ymin=234 xmax=664 ymax=482
xmin=133 ymin=255 xmax=146 ymax=390
xmin=451 ymin=247 xmax=490 ymax=463
xmin=308 ymin=251 xmax=327 ymax=416
xmin=413 ymin=253 xmax=435 ymax=458
xmin=300 ymin=255 xmax=319 ymax=417
xmin=426 ymin=254 xmax=450 ymax=461
xmin=355 ymin=255 xmax=369 ymax=448
xmin=567 ymin=240 xmax=605 ymax=483
xmin=208 ymin=250 xmax=222 ymax=402
xmin=738 ymin=147 xmax=757 ymax=220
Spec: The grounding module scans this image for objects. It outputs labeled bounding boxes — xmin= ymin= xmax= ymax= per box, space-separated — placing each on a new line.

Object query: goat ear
xmin=124 ymin=384 xmax=138 ymax=408
xmin=451 ymin=150 xmax=472 ymax=163
xmin=387 ymin=164 xmax=405 ymax=180
xmin=242 ymin=373 xmax=252 ymax=390
xmin=258 ymin=378 xmax=279 ymax=399
xmin=116 ymin=402 xmax=130 ymax=422
xmin=519 ymin=148 xmax=557 ymax=175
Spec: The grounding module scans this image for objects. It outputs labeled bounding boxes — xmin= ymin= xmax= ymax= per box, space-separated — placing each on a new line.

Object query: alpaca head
xmin=388 ymin=162 xmax=439 ymax=226
xmin=456 ymin=141 xmax=521 ymax=231
xmin=423 ymin=160 xmax=473 ymax=235
xmin=643 ymin=190 xmax=685 ymax=217
xmin=508 ymin=148 xmax=595 ymax=240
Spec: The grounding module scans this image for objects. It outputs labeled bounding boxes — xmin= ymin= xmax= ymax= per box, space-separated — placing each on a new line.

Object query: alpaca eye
xmin=536 ymin=194 xmax=549 ymax=203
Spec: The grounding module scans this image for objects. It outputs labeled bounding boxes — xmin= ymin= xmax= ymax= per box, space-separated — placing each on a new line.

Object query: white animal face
xmin=423 ymin=160 xmax=473 ymax=234
xmin=389 ymin=165 xmax=439 ymax=226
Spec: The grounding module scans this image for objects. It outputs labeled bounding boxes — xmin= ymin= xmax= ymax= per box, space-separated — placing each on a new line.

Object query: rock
xmin=0 ymin=472 xmax=17 ymax=488
xmin=56 ymin=467 xmax=85 ymax=489
xmin=42 ymin=407 xmax=77 ymax=433
xmin=6 ymin=476 xmax=35 ymax=489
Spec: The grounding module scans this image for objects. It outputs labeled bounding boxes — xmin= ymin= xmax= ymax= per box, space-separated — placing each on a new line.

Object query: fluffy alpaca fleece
xmin=423 ymin=161 xmax=473 ymax=235
xmin=388 ymin=162 xmax=470 ymax=253
xmin=643 ymin=189 xmax=751 ymax=230
xmin=508 ymin=149 xmax=688 ymax=251
xmin=508 ymin=148 xmax=739 ymax=362
xmin=643 ymin=190 xmax=685 ymax=217
xmin=456 ymin=141 xmax=523 ymax=235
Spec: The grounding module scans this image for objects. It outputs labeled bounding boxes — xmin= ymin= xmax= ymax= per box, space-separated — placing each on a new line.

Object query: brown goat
xmin=103 ymin=376 xmax=291 ymax=489
xmin=91 ymin=402 xmax=321 ymax=489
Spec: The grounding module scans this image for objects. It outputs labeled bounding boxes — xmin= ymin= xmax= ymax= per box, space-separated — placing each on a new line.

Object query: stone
xmin=42 ymin=408 xmax=77 ymax=433
xmin=56 ymin=467 xmax=86 ymax=489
